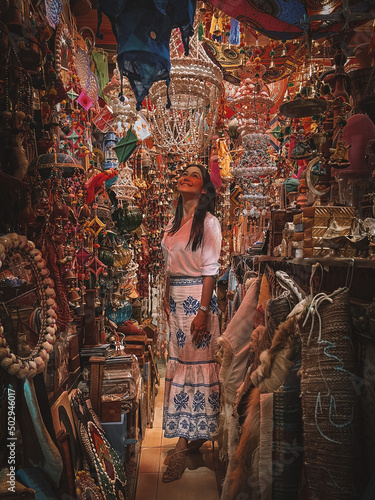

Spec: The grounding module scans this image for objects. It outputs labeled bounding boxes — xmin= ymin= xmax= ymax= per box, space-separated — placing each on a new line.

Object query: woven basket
xmin=300 ymin=287 xmax=362 ymax=499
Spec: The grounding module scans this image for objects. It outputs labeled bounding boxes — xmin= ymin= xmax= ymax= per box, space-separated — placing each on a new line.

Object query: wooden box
xmin=101 ymin=400 xmax=122 ymax=423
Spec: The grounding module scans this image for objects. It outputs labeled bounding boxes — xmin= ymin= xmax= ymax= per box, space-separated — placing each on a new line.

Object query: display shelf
xmin=232 ymin=255 xmax=375 ymax=304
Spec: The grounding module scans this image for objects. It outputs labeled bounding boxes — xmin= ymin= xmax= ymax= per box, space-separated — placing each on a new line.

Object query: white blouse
xmin=161 ymin=212 xmax=222 ymax=277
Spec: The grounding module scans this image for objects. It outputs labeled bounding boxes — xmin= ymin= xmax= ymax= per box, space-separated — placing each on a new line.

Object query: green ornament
xmin=113 ymin=127 xmax=138 ymax=163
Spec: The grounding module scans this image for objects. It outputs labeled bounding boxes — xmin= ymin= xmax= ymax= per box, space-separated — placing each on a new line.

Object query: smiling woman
xmin=160 ymin=164 xmax=222 ymax=483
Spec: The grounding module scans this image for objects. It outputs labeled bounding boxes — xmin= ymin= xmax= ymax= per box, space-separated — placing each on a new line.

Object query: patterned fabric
xmin=207 ymin=0 xmax=375 ymax=40
xmin=163 ymin=278 xmax=221 ymax=440
xmin=97 ymin=0 xmax=196 ymax=110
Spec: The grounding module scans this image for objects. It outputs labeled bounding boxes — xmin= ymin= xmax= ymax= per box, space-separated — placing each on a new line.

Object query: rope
xmin=302 ymin=292 xmax=333 ymax=345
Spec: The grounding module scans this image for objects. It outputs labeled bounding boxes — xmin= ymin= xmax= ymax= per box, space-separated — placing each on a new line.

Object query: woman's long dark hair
xmin=168 ymin=164 xmax=216 ymax=251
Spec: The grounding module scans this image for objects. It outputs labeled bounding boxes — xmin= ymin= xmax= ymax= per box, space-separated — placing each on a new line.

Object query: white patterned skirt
xmin=163 ymin=276 xmax=221 ymax=441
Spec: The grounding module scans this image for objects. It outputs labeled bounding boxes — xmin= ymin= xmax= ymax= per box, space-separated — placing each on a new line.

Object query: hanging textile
xmin=228 ymin=18 xmax=239 ymax=45
xmin=92 ymin=50 xmax=109 ymax=101
xmin=206 ymin=0 xmax=375 ymax=40
xmin=97 ymin=0 xmax=196 ymax=110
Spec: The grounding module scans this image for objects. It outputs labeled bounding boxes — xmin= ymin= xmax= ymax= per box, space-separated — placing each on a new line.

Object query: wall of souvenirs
xmin=0 ymin=0 xmax=375 ymax=498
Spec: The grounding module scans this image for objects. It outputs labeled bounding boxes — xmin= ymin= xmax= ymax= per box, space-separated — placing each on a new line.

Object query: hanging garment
xmin=222 ymin=274 xmax=301 ymax=500
xmin=216 ymin=277 xmax=259 ymax=459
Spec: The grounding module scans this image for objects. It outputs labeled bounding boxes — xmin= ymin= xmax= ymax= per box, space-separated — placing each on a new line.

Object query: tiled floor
xmin=135 ymin=378 xmax=222 ymax=500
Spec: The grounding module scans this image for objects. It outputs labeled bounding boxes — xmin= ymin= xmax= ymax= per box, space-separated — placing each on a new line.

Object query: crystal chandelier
xmin=230 ymin=60 xmax=276 ymax=208
xmin=146 ymin=27 xmax=223 ymax=156
xmin=111 ymin=163 xmax=138 ymax=207
xmin=103 ymin=68 xmax=138 ymax=127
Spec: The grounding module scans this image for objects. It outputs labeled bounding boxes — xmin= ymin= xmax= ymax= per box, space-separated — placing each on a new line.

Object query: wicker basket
xmin=300 ymin=288 xmax=363 ymax=499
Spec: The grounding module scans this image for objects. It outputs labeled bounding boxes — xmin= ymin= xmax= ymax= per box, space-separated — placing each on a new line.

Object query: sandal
xmin=162 ymin=449 xmax=188 ymax=483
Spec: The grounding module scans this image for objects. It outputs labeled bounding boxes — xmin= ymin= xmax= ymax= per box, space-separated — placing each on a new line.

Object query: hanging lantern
xmin=111 ymin=163 xmax=138 ymax=207
xmin=230 ymin=59 xmax=276 ymax=209
xmin=146 ymin=25 xmax=223 ymax=156
xmin=103 ymin=69 xmax=138 ymax=126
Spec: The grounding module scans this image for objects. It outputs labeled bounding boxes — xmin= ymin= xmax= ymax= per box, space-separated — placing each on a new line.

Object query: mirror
xmin=0 ymin=233 xmax=57 ymax=379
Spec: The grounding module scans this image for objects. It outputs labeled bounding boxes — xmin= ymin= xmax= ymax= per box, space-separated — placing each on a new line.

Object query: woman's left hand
xmin=191 ymin=310 xmax=208 ymax=344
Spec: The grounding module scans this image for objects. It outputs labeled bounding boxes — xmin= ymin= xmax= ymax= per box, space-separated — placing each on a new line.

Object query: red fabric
xmin=342 ymin=114 xmax=375 ymax=176
xmin=117 ymin=320 xmax=145 ymax=335
xmin=84 ymin=169 xmax=117 ymax=204
xmin=210 ymin=159 xmax=222 ymax=188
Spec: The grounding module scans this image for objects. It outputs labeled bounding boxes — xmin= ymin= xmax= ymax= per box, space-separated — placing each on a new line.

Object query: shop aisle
xmin=135 ymin=378 xmax=222 ymax=500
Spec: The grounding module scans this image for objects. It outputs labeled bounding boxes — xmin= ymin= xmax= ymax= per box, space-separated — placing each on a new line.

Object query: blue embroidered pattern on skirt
xmin=210 ymin=296 xmax=219 ymax=315
xmin=163 ymin=276 xmax=220 ymax=441
xmin=183 ymin=295 xmax=199 ymax=316
xmin=174 ymin=391 xmax=189 ymax=411
xmin=176 ymin=329 xmax=186 ymax=349
xmin=169 ymin=297 xmax=177 ymax=314
xmin=196 ymin=333 xmax=212 ymax=350
xmin=163 ymin=410 xmax=220 ymax=440
xmin=208 ymin=391 xmax=220 ymax=412
xmin=192 ymin=390 xmax=205 ymax=411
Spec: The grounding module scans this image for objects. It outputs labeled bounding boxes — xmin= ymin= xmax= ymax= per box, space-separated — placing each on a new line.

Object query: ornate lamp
xmin=230 ymin=59 xmax=276 ymax=209
xmin=146 ymin=27 xmax=223 ymax=156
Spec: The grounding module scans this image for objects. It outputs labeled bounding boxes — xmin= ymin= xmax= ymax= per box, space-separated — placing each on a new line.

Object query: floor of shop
xmin=135 ymin=377 xmax=224 ymax=500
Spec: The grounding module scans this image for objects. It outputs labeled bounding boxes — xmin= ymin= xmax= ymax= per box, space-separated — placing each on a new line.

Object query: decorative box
xmin=101 ymin=400 xmax=122 ymax=423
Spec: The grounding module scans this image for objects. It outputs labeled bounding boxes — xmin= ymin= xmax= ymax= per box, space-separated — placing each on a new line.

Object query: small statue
xmin=290 ymin=139 xmax=313 ymax=160
xmin=328 ymin=137 xmax=351 ymax=168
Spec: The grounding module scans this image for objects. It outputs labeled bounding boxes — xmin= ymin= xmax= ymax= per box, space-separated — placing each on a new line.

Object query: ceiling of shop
xmin=73 ymin=4 xmax=374 ymax=79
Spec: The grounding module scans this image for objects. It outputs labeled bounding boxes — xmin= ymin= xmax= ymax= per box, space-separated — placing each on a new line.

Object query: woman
xmin=161 ymin=163 xmax=222 ymax=483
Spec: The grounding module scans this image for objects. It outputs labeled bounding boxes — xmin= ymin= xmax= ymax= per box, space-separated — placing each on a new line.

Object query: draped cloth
xmin=22 ymin=379 xmax=63 ymax=487
xmin=97 ymin=0 xmax=196 ymax=110
xmin=207 ymin=0 xmax=375 ymax=40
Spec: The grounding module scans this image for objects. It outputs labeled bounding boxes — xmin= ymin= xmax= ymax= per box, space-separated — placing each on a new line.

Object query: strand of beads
xmin=0 ymin=234 xmax=58 ymax=379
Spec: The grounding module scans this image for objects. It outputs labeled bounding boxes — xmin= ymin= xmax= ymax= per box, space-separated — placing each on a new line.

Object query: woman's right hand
xmin=163 ymin=296 xmax=170 ymax=320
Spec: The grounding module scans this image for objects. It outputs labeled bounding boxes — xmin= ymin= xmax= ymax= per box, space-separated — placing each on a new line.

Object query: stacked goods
xmin=300 ymin=206 xmax=355 ymax=258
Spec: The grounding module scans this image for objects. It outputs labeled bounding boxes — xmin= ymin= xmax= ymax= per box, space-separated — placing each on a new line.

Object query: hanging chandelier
xmin=103 ymin=68 xmax=138 ymax=127
xmin=230 ymin=59 xmax=276 ymax=208
xmin=111 ymin=163 xmax=138 ymax=207
xmin=145 ymin=28 xmax=223 ymax=156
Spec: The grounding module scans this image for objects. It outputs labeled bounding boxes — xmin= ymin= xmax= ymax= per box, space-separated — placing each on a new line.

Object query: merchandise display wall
xmin=0 ymin=0 xmax=375 ymax=498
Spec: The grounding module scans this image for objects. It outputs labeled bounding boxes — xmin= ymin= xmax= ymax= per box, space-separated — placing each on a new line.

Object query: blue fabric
xmin=228 ymin=18 xmax=240 ymax=45
xmin=97 ymin=0 xmax=196 ymax=110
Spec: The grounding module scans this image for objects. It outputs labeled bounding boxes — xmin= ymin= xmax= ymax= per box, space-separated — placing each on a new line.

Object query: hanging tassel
xmin=96 ymin=2 xmax=104 ymax=40
xmin=166 ymin=76 xmax=171 ymax=109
